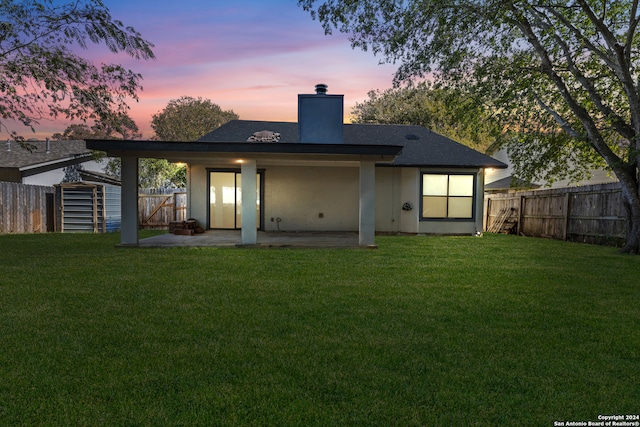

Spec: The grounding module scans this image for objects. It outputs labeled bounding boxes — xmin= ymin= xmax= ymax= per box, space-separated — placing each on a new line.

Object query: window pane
xmin=423 ymin=196 xmax=448 ymax=217
xmin=448 ymin=197 xmax=473 ymax=218
xmin=449 ymin=175 xmax=474 ymax=196
xmin=209 ymin=172 xmax=236 ymax=228
xmin=423 ymin=174 xmax=448 ymax=196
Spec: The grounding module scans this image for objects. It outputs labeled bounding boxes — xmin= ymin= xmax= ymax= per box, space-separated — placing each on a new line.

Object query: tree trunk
xmin=618 ymin=177 xmax=640 ymax=254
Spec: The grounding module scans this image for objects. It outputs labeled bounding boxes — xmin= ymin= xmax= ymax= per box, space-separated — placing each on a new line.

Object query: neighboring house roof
xmin=484 ymin=176 xmax=541 ymax=192
xmin=0 ymin=140 xmax=93 ymax=181
xmin=199 ymin=120 xmax=506 ymax=168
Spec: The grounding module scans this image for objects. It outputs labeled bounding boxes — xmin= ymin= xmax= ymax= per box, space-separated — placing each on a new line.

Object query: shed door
xmin=208 ymin=171 xmax=261 ymax=229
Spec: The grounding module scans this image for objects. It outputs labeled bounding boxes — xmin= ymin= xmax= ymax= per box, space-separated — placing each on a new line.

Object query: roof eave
xmin=86 ymin=140 xmax=403 ymax=162
xmin=17 ymin=153 xmax=94 ymax=177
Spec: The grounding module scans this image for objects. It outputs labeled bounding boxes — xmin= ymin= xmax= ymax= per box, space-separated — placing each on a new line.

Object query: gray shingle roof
xmin=485 ymin=176 xmax=540 ymax=190
xmin=0 ymin=140 xmax=91 ymax=169
xmin=199 ymin=120 xmax=506 ymax=168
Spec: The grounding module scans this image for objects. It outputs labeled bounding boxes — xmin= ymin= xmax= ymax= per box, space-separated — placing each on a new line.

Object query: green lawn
xmin=0 ymin=232 xmax=638 ymax=426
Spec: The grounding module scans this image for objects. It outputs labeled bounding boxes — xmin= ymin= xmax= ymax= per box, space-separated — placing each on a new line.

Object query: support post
xmin=241 ymin=160 xmax=257 ymax=245
xmin=359 ymin=161 xmax=376 ymax=247
xmin=120 ymin=156 xmax=139 ymax=246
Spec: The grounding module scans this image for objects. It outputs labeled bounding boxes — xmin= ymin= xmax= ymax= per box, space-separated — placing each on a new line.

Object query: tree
xmin=151 ymin=96 xmax=239 ymax=141
xmin=144 ymin=96 xmax=239 ymax=188
xmin=92 ymin=111 xmax=142 ymax=140
xmin=52 ymin=124 xmax=96 ymax=141
xmin=299 ymin=0 xmax=640 ymax=254
xmin=351 ymin=82 xmax=503 ymax=152
xmin=1 ymin=0 xmax=154 ymax=144
xmin=102 ymin=158 xmax=186 ymax=188
xmin=54 ymin=116 xmax=183 ymax=188
xmin=52 ymin=113 xmax=141 ymax=141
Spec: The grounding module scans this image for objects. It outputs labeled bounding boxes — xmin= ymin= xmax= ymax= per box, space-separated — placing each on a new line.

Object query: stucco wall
xmin=399 ymin=167 xmax=420 ymax=234
xmin=187 ymin=162 xmax=484 ymax=235
xmin=264 ymin=165 xmax=359 ymax=231
xmin=186 ymin=163 xmax=208 ymax=227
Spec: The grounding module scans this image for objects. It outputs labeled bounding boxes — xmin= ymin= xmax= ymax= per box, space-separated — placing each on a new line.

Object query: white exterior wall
xmin=187 ymin=163 xmax=209 ymax=227
xmin=374 ymin=167 xmax=401 ymax=233
xmin=187 ymin=162 xmax=485 ymax=235
xmin=23 ymin=159 xmax=105 ymax=186
xmin=485 ymin=148 xmax=618 ymax=189
xmin=264 ymin=165 xmax=359 ymax=231
xmin=399 ymin=167 xmax=420 ymax=233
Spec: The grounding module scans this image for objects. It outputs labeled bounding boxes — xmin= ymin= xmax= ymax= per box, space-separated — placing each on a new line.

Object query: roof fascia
xmin=19 ymin=154 xmax=93 ymax=177
xmin=86 ymin=140 xmax=402 ymax=162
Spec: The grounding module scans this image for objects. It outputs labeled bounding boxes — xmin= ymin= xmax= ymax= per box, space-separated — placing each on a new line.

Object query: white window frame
xmin=421 ymin=173 xmax=475 ymax=220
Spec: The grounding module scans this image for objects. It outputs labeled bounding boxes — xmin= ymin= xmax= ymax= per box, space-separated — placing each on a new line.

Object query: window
xmin=422 ymin=173 xmax=475 ymax=219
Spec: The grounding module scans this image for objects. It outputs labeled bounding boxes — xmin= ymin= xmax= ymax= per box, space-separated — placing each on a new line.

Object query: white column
xmin=475 ymin=169 xmax=485 ymax=235
xmin=359 ymin=161 xmax=376 ymax=246
xmin=120 ymin=156 xmax=139 ymax=246
xmin=241 ymin=160 xmax=257 ymax=245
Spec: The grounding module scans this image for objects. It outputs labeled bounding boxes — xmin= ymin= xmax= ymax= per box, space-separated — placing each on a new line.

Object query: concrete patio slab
xmin=136 ymin=230 xmax=374 ymax=249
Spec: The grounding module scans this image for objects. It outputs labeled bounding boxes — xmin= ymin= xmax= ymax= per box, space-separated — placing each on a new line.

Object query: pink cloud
xmin=6 ymin=0 xmax=399 ymax=140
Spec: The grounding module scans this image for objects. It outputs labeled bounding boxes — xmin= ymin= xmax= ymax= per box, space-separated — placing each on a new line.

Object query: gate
xmin=138 ymin=190 xmax=187 ymax=229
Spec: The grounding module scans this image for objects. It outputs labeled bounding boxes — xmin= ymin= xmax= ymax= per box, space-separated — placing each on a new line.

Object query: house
xmin=485 ymin=147 xmax=618 ymax=190
xmin=87 ymin=84 xmax=507 ymax=247
xmin=484 ymin=175 xmax=541 ymax=194
xmin=0 ymin=139 xmax=103 ymax=186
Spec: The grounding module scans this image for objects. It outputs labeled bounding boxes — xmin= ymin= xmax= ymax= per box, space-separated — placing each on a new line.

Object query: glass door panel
xmin=209 ymin=172 xmax=236 ymax=229
xmin=209 ymin=171 xmax=261 ymax=229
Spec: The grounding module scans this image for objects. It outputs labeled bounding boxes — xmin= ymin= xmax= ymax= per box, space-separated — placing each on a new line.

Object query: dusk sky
xmin=33 ymin=0 xmax=400 ymax=139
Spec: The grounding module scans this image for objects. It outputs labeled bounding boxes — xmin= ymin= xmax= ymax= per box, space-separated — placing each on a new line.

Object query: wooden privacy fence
xmin=484 ymin=182 xmax=626 ymax=247
xmin=138 ymin=189 xmax=187 ymax=229
xmin=0 ymin=182 xmax=53 ymax=233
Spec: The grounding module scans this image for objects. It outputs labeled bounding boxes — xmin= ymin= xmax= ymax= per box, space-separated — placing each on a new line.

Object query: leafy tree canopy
xmin=52 ymin=112 xmax=141 ymax=141
xmin=351 ymin=82 xmax=503 ymax=152
xmin=103 ymin=158 xmax=186 ymax=189
xmin=0 ymin=0 xmax=154 ymax=143
xmin=145 ymin=96 xmax=238 ymax=187
xmin=55 ymin=115 xmax=183 ymax=188
xmin=151 ymin=96 xmax=239 ymax=141
xmin=299 ymin=0 xmax=640 ymax=253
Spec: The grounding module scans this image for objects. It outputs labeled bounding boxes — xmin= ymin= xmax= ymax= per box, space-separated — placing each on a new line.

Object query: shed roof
xmin=200 ymin=120 xmax=506 ymax=168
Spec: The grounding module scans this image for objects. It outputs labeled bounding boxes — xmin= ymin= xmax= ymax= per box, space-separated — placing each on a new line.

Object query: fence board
xmin=0 ymin=182 xmax=53 ymax=233
xmin=1 ymin=183 xmax=188 ymax=233
xmin=485 ymin=183 xmax=626 ymax=247
xmin=138 ymin=189 xmax=187 ymax=229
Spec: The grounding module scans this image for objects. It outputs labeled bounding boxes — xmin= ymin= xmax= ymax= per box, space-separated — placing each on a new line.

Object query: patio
xmin=136 ymin=230 xmax=371 ymax=249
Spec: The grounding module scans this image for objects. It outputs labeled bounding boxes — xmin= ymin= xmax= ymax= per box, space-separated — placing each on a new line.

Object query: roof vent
xmin=247 ymin=130 xmax=281 ymax=142
xmin=405 ymin=134 xmax=420 ymax=140
xmin=315 ymin=83 xmax=328 ymax=95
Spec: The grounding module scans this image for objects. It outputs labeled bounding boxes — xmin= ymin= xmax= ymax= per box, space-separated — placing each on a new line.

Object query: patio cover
xmin=86 ymin=139 xmax=403 ymax=247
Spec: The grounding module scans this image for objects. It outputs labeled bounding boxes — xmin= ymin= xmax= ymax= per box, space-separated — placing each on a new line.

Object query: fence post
xmin=485 ymin=197 xmax=491 ymax=232
xmin=518 ymin=196 xmax=525 ymax=235
xmin=563 ymin=192 xmax=570 ymax=241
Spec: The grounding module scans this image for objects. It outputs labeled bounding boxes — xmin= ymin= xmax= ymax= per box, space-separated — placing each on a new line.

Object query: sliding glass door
xmin=208 ymin=170 xmax=261 ymax=229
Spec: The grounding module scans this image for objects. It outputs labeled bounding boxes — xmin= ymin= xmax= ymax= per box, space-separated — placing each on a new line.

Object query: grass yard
xmin=0 ymin=232 xmax=638 ymax=426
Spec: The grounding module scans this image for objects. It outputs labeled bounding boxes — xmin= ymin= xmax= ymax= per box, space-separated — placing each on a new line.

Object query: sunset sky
xmin=28 ymin=0 xmax=400 ymax=139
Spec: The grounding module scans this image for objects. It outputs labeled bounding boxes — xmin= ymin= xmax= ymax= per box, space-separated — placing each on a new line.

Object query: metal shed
xmin=54 ymin=183 xmax=121 ymax=233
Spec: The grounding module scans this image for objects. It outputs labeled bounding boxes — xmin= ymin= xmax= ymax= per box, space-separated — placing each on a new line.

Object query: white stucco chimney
xmin=297 ymin=84 xmax=344 ymax=144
